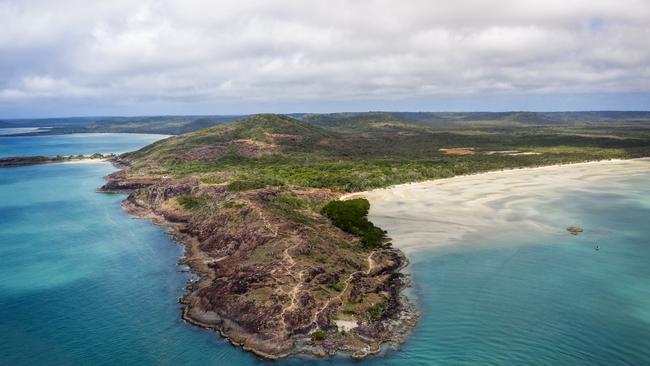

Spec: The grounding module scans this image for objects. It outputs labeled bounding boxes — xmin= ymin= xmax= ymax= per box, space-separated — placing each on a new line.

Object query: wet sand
xmin=344 ymin=159 xmax=650 ymax=253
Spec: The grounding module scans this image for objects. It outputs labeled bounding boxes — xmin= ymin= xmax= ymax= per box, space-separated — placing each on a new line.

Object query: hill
xmin=126 ymin=114 xmax=335 ymax=162
xmin=124 ymin=113 xmax=650 ymax=192
xmin=4 ymin=111 xmax=650 ymax=136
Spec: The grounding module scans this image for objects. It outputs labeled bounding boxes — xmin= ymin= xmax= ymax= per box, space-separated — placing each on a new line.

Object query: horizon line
xmin=2 ymin=110 xmax=650 ymax=121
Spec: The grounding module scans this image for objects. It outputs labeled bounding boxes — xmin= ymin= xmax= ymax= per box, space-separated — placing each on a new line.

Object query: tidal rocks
xmin=567 ymin=226 xmax=584 ymax=235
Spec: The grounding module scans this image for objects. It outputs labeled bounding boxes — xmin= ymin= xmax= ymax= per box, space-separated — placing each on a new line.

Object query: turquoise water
xmin=1 ymin=135 xmax=649 ymax=365
xmin=0 ymin=133 xmax=168 ymax=157
xmin=0 ymin=163 xmax=252 ymax=365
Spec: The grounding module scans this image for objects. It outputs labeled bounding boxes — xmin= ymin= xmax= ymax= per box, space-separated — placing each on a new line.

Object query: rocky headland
xmin=99 ymin=152 xmax=417 ymax=359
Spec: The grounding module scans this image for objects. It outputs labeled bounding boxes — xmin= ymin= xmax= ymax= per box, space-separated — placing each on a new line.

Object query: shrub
xmin=321 ymin=198 xmax=385 ymax=249
xmin=176 ymin=195 xmax=204 ymax=211
xmin=338 ymin=241 xmax=352 ymax=249
xmin=222 ymin=200 xmax=245 ymax=209
xmin=367 ymin=300 xmax=388 ymax=320
xmin=311 ymin=330 xmax=327 ymax=341
xmin=200 ymin=175 xmax=226 ymax=184
xmin=227 ymin=176 xmax=285 ymax=192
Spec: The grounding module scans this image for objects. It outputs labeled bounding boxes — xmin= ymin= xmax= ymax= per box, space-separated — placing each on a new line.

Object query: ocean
xmin=0 ymin=134 xmax=648 ymax=365
xmin=0 ymin=133 xmax=168 ymax=157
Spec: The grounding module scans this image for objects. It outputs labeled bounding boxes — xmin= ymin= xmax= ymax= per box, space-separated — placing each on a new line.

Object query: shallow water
xmin=0 ymin=133 xmax=168 ymax=157
xmin=0 ymin=162 xmax=253 ymax=365
xmin=365 ymin=166 xmax=650 ymax=365
xmin=1 ymin=135 xmax=649 ymax=365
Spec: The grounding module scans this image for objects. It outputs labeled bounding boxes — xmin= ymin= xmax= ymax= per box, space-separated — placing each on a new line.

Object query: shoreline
xmin=97 ymin=156 xmax=649 ymax=359
xmin=345 ymin=158 xmax=650 ymax=254
xmin=341 ymin=158 xmax=637 ymax=200
xmin=99 ymin=162 xmax=419 ymax=360
xmin=0 ymin=156 xmax=109 ymax=168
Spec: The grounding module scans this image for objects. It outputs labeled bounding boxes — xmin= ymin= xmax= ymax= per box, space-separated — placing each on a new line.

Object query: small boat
xmin=594 ymin=245 xmax=600 ymax=251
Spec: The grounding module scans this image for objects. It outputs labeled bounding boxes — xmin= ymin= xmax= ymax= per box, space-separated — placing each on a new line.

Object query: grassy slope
xmin=125 ymin=113 xmax=650 ymax=192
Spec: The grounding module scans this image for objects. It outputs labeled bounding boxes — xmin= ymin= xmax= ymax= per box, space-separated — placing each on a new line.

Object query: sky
xmin=1 ymin=0 xmax=649 ymax=118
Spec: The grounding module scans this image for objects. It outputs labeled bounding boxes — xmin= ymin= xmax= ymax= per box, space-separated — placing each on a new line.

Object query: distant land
xmin=3 ymin=111 xmax=650 ymax=136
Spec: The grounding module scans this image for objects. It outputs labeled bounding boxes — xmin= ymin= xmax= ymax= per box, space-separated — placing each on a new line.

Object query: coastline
xmin=99 ymin=163 xmax=419 ymax=360
xmin=344 ymin=158 xmax=650 ymax=253
xmin=0 ymin=156 xmax=108 ymax=168
xmin=341 ymin=158 xmax=634 ymax=199
xmin=97 ymin=157 xmax=649 ymax=360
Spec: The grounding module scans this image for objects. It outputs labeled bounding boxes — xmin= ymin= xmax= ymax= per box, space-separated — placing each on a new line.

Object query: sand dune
xmin=345 ymin=159 xmax=650 ymax=253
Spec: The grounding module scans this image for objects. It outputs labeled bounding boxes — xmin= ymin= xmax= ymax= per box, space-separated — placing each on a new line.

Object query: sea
xmin=0 ymin=133 xmax=648 ymax=365
xmin=0 ymin=133 xmax=167 ymax=158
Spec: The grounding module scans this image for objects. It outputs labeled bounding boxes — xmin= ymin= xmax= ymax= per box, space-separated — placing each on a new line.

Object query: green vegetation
xmin=321 ymin=199 xmax=385 ymax=249
xmin=199 ymin=175 xmax=227 ymax=184
xmin=311 ymin=330 xmax=327 ymax=341
xmin=122 ymin=114 xmax=650 ymax=193
xmin=367 ymin=299 xmax=388 ymax=320
xmin=176 ymin=195 xmax=204 ymax=211
xmin=222 ymin=200 xmax=245 ymax=209
xmin=227 ymin=176 xmax=285 ymax=192
xmin=268 ymin=194 xmax=317 ymax=226
xmin=338 ymin=240 xmax=352 ymax=249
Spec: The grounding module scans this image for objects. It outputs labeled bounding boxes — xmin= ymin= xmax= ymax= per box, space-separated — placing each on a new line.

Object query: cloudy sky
xmin=1 ymin=0 xmax=649 ymax=117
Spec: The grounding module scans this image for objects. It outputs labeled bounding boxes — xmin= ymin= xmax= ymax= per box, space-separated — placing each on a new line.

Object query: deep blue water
xmin=0 ymin=133 xmax=168 ymax=157
xmin=1 ymin=135 xmax=649 ymax=365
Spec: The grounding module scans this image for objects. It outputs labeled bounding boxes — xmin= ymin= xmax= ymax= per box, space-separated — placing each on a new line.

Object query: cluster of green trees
xmin=321 ymin=198 xmax=386 ymax=249
xmin=367 ymin=299 xmax=388 ymax=320
xmin=311 ymin=330 xmax=327 ymax=341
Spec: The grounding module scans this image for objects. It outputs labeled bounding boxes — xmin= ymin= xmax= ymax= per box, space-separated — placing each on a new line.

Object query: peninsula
xmin=99 ymin=113 xmax=650 ymax=359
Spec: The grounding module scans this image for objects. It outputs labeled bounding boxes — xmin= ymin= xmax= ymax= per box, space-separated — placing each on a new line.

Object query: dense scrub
xmin=176 ymin=195 xmax=204 ymax=211
xmin=321 ymin=198 xmax=386 ymax=249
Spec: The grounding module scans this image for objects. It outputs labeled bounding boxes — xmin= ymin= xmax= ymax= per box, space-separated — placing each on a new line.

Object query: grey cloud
xmin=1 ymin=0 xmax=649 ymax=115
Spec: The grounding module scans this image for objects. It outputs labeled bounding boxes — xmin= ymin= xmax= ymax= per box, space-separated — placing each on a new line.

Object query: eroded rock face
xmin=99 ymin=170 xmax=158 ymax=191
xmin=103 ymin=164 xmax=417 ymax=360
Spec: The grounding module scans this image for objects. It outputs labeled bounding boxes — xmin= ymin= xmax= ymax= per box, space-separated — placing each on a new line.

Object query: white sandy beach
xmin=345 ymin=159 xmax=650 ymax=253
xmin=59 ymin=158 xmax=108 ymax=164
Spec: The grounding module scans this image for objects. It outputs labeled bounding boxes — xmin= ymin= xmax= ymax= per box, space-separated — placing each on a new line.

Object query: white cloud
xmin=0 ymin=0 xmax=649 ymax=113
